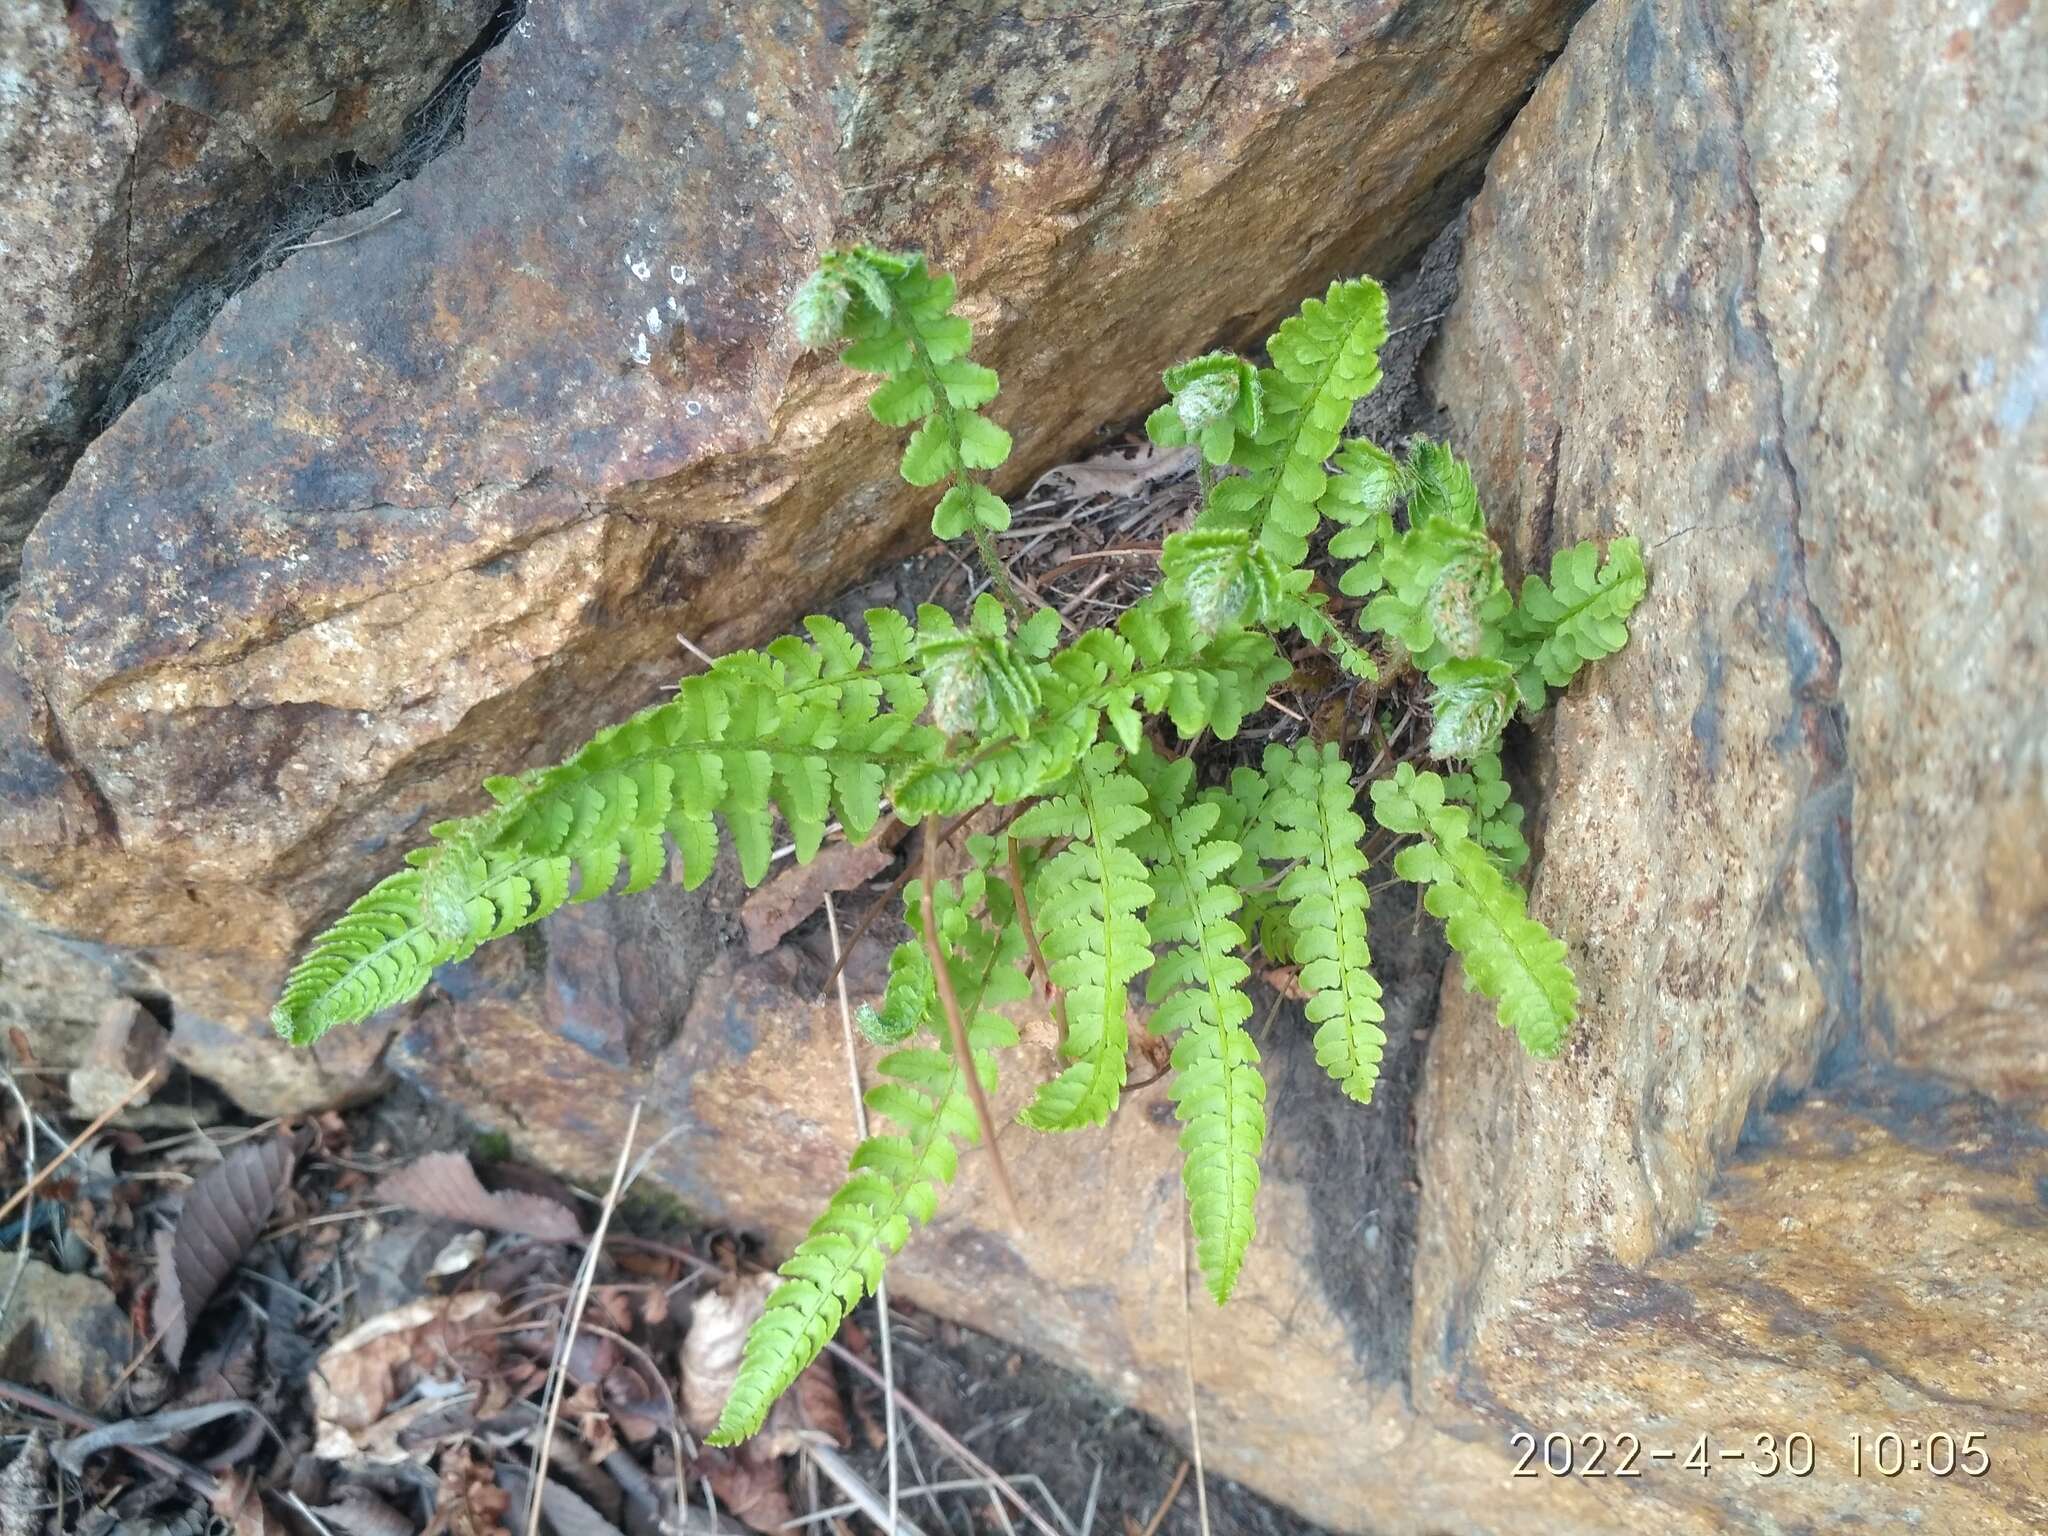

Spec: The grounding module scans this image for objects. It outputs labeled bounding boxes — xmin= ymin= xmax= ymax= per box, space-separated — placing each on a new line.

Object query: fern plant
xmin=272 ymin=246 xmax=1646 ymax=1443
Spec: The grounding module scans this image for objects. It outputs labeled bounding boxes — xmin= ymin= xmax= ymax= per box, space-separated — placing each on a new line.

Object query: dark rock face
xmin=0 ymin=0 xmax=499 ymax=594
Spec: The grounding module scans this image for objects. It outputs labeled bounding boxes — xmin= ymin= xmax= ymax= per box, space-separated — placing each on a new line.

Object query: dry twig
xmin=0 ymin=1067 xmax=164 ymax=1229
xmin=525 ymin=1101 xmax=643 ymax=1536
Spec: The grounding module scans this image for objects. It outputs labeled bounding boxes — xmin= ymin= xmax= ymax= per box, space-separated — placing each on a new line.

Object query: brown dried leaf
xmin=311 ymin=1292 xmax=502 ymax=1463
xmin=211 ymin=1470 xmax=291 ymax=1536
xmin=425 ymin=1447 xmax=512 ymax=1536
xmin=154 ymin=1133 xmax=296 ymax=1367
xmin=310 ymin=1486 xmax=419 ymax=1536
xmin=1029 ymin=441 xmax=1195 ymax=502
xmin=764 ymin=1352 xmax=848 ymax=1456
xmin=739 ymin=836 xmax=896 ymax=955
xmin=374 ymin=1153 xmax=581 ymax=1242
xmin=0 ymin=1433 xmax=48 ymax=1536
xmin=500 ymin=1469 xmax=628 ymax=1536
xmin=700 ymin=1449 xmax=794 ymax=1535
xmin=679 ymin=1272 xmax=777 ymax=1437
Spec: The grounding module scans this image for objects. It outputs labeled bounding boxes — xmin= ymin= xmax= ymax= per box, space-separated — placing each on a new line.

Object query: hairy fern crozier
xmin=271 ymin=245 xmax=1646 ymax=1445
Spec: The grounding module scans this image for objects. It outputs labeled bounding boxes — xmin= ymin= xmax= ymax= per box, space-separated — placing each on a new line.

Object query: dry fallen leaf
xmin=739 ymin=835 xmax=897 ymax=955
xmin=374 ymin=1153 xmax=581 ymax=1242
xmin=763 ymin=1350 xmax=849 ymax=1458
xmin=154 ymin=1133 xmax=297 ymax=1367
xmin=499 ymin=1468 xmax=629 ymax=1536
xmin=681 ymin=1268 xmax=847 ymax=1489
xmin=311 ymin=1292 xmax=502 ymax=1463
xmin=1029 ymin=441 xmax=1196 ymax=501
xmin=429 ymin=1229 xmax=487 ymax=1276
xmin=698 ymin=1448 xmax=794 ymax=1535
xmin=424 ymin=1447 xmax=512 ymax=1536
xmin=0 ymin=1433 xmax=48 ymax=1536
xmin=211 ymin=1470 xmax=298 ymax=1536
xmin=679 ymin=1272 xmax=778 ymax=1437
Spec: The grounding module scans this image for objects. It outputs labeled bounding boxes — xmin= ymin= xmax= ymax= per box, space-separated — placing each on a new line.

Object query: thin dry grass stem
xmin=286 ymin=1491 xmax=341 ymax=1535
xmin=525 ymin=1099 xmax=643 ymax=1536
xmin=599 ymin=1235 xmax=1065 ymax=1536
xmin=825 ymin=1342 xmax=1064 ymax=1536
xmin=277 ymin=205 xmax=403 ymax=253
xmin=816 ymin=803 xmax=1028 ymax=1003
xmin=0 ymin=1065 xmax=35 ymax=1332
xmin=1034 ymin=545 xmax=1163 ymax=586
xmin=1134 ymin=1461 xmax=1189 ymax=1536
xmin=0 ymin=1066 xmax=163 ymax=1230
xmin=1001 ymin=838 xmax=1067 ymax=1047
xmin=1178 ymin=1216 xmax=1211 ymax=1536
xmin=825 ymin=892 xmax=902 ymax=1536
xmin=918 ymin=833 xmax=1023 ymax=1232
xmin=803 ymin=1438 xmax=929 ymax=1536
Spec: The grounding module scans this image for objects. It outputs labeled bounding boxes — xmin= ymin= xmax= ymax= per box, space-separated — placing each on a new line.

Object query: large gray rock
xmin=1409 ymin=0 xmax=2048 ymax=1525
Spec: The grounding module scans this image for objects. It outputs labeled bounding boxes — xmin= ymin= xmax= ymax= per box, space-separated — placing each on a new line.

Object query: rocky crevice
xmin=1694 ymin=0 xmax=1864 ymax=1069
xmin=0 ymin=0 xmax=522 ymax=605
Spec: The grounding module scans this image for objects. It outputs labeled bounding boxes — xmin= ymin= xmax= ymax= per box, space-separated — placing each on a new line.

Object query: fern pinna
xmin=273 ymin=245 xmax=1646 ymax=1443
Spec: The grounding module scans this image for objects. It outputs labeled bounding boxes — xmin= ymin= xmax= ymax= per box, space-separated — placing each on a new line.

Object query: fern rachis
xmin=273 ymin=243 xmax=1646 ymax=1444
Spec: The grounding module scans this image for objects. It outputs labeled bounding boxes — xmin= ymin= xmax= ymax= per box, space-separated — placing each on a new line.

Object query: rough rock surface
xmin=1461 ymin=1072 xmax=2048 ymax=1532
xmin=0 ymin=0 xmax=497 ymax=594
xmin=1420 ymin=0 xmax=2048 ymax=1358
xmin=1 ymin=0 xmax=1580 ymax=1109
xmin=1404 ymin=0 xmax=2048 ymax=1522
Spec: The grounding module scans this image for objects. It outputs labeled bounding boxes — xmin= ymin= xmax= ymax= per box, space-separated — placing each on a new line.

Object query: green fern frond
xmin=1439 ymin=752 xmax=1529 ymax=873
xmin=1356 ymin=439 xmax=1511 ymax=672
xmin=1424 ymin=657 xmax=1518 ymax=762
xmin=1013 ymin=745 xmax=1152 ymax=1130
xmin=1145 ymin=351 xmax=1265 ymax=466
xmin=1324 ymin=438 xmax=1401 ymax=597
xmin=1223 ymin=278 xmax=1388 ymax=568
xmin=1130 ymin=751 xmax=1265 ymax=1303
xmin=1260 ymin=742 xmax=1386 ymax=1103
xmin=274 ymin=611 xmax=945 ymax=1045
xmin=1370 ymin=764 xmax=1576 ymax=1056
xmin=709 ymin=873 xmax=1026 ymax=1445
xmin=890 ymin=611 xmax=1285 ymax=820
xmin=1159 ymin=527 xmax=1289 ymax=636
xmin=857 ymin=940 xmax=934 ymax=1046
xmin=1507 ymin=537 xmax=1647 ymax=708
xmin=793 ymin=247 xmax=1016 ymax=604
